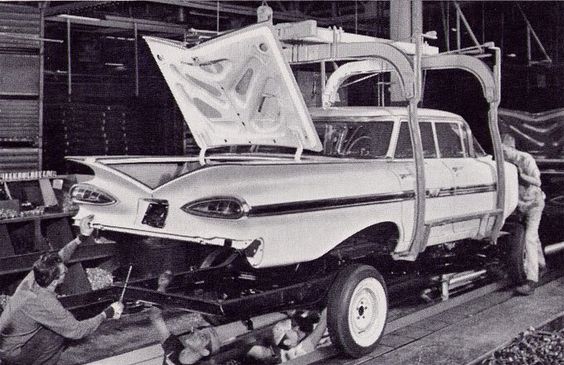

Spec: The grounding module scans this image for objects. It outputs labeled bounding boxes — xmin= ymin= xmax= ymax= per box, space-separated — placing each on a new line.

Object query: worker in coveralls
xmin=502 ymin=135 xmax=546 ymax=296
xmin=0 ymin=215 xmax=124 ymax=365
xmin=149 ymin=270 xmax=326 ymax=364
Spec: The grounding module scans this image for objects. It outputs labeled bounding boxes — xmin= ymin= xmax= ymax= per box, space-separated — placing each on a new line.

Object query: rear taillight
xmin=182 ymin=197 xmax=250 ymax=219
xmin=70 ymin=184 xmax=117 ymax=205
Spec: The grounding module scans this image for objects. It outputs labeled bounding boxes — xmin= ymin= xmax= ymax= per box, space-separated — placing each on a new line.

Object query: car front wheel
xmin=327 ymin=264 xmax=388 ymax=358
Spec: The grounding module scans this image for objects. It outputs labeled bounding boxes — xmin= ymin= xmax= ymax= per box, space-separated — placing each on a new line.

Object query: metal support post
xmin=66 ymin=18 xmax=71 ymax=96
xmin=134 ymin=22 xmax=139 ymax=97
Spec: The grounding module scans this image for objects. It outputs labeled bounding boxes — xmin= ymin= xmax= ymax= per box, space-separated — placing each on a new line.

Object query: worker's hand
xmin=157 ymin=270 xmax=173 ymax=293
xmin=104 ymin=301 xmax=124 ymax=320
xmin=79 ymin=214 xmax=95 ymax=237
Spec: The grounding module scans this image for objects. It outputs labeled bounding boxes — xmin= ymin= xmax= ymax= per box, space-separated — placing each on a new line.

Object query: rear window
xmin=312 ymin=121 xmax=394 ymax=159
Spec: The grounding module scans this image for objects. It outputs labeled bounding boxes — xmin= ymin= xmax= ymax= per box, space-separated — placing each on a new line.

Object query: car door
xmin=390 ymin=121 xmax=455 ymax=247
xmin=435 ymin=121 xmax=497 ymax=237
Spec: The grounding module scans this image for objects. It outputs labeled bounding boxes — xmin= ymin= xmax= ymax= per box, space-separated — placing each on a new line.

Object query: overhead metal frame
xmin=282 ymin=25 xmax=504 ymax=259
xmin=282 ymin=36 xmax=426 ymax=261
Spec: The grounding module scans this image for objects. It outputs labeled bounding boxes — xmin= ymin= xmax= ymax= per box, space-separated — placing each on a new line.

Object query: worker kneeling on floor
xmin=0 ymin=215 xmax=124 ymax=365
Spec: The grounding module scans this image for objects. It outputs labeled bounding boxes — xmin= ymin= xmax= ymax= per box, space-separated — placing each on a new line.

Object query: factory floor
xmin=302 ymin=275 xmax=564 ymax=365
xmin=60 ymin=275 xmax=564 ymax=365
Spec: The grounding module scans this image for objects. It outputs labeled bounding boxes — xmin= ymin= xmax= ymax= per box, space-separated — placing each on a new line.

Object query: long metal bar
xmin=404 ymin=33 xmax=426 ymax=259
xmin=122 ymin=286 xmax=225 ymax=316
xmin=456 ymin=4 xmax=461 ymax=50
xmin=119 ymin=265 xmax=133 ymax=302
xmin=46 ymin=16 xmax=185 ymax=35
xmin=66 ymin=18 xmax=71 ymax=96
xmin=0 ymin=242 xmax=119 ymax=275
xmin=44 ymin=1 xmax=110 ymax=16
xmin=489 ymin=47 xmax=504 ymax=242
xmin=133 ymin=22 xmax=139 ymax=97
xmin=545 ymin=241 xmax=564 ymax=255
xmin=454 ymin=2 xmax=483 ymax=52
xmin=449 ymin=269 xmax=487 ymax=286
xmin=320 ymin=61 xmax=326 ymax=96
xmin=59 ymin=287 xmax=119 ymax=311
xmin=526 ymin=26 xmax=532 ymax=65
xmin=121 ymin=271 xmax=336 ymax=318
xmin=516 ymin=4 xmax=552 ymax=64
xmin=0 ymin=32 xmax=63 ymax=43
xmin=38 ymin=3 xmax=45 ymax=169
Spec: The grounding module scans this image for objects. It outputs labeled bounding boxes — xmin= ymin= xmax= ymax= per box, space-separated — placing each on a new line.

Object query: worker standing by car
xmin=0 ymin=215 xmax=124 ymax=365
xmin=502 ymin=135 xmax=546 ymax=295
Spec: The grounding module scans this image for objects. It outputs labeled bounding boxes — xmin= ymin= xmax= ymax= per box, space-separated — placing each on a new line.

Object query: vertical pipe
xmin=526 ymin=27 xmax=531 ymax=65
xmin=481 ymin=2 xmax=485 ymax=44
xmin=134 ymin=22 xmax=139 ymax=97
xmin=500 ymin=13 xmax=504 ymax=52
xmin=456 ymin=6 xmax=461 ymax=50
xmin=390 ymin=0 xmax=417 ymax=103
xmin=404 ymin=34 xmax=426 ymax=258
xmin=455 ymin=2 xmax=482 ymax=50
xmin=441 ymin=2 xmax=450 ymax=52
xmin=354 ymin=0 xmax=358 ymax=34
xmin=38 ymin=3 xmax=45 ymax=169
xmin=411 ymin=0 xmax=422 ymax=38
xmin=489 ymin=47 xmax=504 ymax=243
xmin=66 ymin=18 xmax=71 ymax=96
xmin=446 ymin=2 xmax=450 ymax=52
xmin=320 ymin=61 xmax=326 ymax=96
xmin=216 ymin=1 xmax=220 ymax=32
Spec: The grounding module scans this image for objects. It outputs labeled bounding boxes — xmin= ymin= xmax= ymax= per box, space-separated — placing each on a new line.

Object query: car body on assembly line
xmin=67 ymin=22 xmax=518 ymax=357
xmin=68 ymin=106 xmax=518 ymax=269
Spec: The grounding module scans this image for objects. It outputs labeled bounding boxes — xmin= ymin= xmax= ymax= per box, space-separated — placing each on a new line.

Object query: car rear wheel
xmin=505 ymin=220 xmax=527 ymax=284
xmin=327 ymin=264 xmax=388 ymax=358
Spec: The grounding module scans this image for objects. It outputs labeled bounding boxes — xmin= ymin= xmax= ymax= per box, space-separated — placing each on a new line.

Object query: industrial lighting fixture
xmin=58 ymin=14 xmax=101 ymax=22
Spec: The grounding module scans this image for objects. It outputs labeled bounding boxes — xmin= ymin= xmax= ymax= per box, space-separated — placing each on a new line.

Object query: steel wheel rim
xmin=347 ymin=277 xmax=387 ymax=347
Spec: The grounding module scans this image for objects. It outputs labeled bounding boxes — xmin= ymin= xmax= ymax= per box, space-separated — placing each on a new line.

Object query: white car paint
xmin=67 ymin=24 xmax=518 ymax=269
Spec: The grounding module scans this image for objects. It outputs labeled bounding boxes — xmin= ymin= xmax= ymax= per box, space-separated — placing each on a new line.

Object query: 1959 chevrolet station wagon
xmin=68 ymin=23 xmax=519 ymax=357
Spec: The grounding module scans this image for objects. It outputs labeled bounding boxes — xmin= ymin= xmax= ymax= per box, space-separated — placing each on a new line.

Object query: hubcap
xmin=348 ymin=277 xmax=387 ymax=347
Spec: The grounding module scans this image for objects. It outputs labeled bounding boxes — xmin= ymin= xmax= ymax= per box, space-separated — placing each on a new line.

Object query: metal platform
xmin=52 ymin=264 xmax=562 ymax=365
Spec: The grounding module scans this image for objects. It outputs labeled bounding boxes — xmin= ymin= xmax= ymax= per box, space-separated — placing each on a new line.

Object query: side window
xmin=394 ymin=122 xmax=436 ymax=159
xmin=420 ymin=122 xmax=437 ymax=158
xmin=436 ymin=122 xmax=464 ymax=158
xmin=394 ymin=122 xmax=413 ymax=158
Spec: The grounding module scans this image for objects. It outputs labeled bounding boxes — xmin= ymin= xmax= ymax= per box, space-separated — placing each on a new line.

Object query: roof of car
xmin=309 ymin=107 xmax=463 ymax=120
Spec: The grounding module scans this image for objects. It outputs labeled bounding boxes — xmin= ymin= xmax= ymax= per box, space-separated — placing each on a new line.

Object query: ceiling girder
xmin=44 ymin=1 xmax=112 ymax=16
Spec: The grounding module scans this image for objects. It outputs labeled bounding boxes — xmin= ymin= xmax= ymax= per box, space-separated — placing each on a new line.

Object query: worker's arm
xmin=26 ymin=295 xmax=104 ymax=339
xmin=519 ymin=154 xmax=542 ymax=187
xmin=25 ymin=295 xmax=123 ymax=340
xmin=519 ymin=172 xmax=541 ymax=187
xmin=298 ymin=309 xmax=327 ymax=353
xmin=58 ymin=215 xmax=94 ymax=263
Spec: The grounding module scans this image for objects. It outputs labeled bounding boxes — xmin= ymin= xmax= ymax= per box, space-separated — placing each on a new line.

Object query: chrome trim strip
xmin=247 ymin=183 xmax=497 ymax=217
xmin=248 ymin=191 xmax=415 ymax=217
xmin=453 ymin=183 xmax=497 ymax=196
xmin=426 ymin=208 xmax=503 ymax=227
xmin=426 ymin=183 xmax=496 ymax=199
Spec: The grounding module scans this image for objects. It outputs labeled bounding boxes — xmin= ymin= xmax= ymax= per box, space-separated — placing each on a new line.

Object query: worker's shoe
xmin=514 ymin=281 xmax=536 ymax=296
